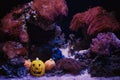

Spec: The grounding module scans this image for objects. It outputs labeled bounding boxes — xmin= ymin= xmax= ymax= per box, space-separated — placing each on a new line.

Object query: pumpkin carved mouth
xmin=33 ymin=71 xmax=41 ymax=74
xmin=31 ymin=69 xmax=42 ymax=74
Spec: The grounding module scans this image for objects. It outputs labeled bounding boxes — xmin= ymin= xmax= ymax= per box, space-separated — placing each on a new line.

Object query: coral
xmin=70 ymin=6 xmax=120 ymax=36
xmin=90 ymin=32 xmax=120 ymax=55
xmin=9 ymin=57 xmax=25 ymax=66
xmin=0 ymin=53 xmax=27 ymax=78
xmin=52 ymin=48 xmax=65 ymax=61
xmin=88 ymin=52 xmax=120 ymax=77
xmin=56 ymin=58 xmax=82 ymax=74
xmin=27 ymin=0 xmax=68 ymax=31
xmin=0 ymin=63 xmax=27 ymax=78
xmin=2 ymin=41 xmax=28 ymax=59
xmin=68 ymin=32 xmax=91 ymax=51
xmin=0 ymin=7 xmax=29 ymax=43
xmin=89 ymin=33 xmax=120 ymax=77
xmin=31 ymin=0 xmax=68 ymax=21
xmin=0 ymin=0 xmax=66 ymax=43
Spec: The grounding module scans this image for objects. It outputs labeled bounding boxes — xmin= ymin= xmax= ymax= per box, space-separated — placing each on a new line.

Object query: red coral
xmin=1 ymin=13 xmax=22 ymax=33
xmin=31 ymin=0 xmax=68 ymax=21
xmin=0 ymin=7 xmax=29 ymax=43
xmin=2 ymin=41 xmax=28 ymax=59
xmin=70 ymin=6 xmax=120 ymax=36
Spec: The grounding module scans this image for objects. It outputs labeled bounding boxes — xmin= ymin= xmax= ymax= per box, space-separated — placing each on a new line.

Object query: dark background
xmin=0 ymin=0 xmax=120 ymax=38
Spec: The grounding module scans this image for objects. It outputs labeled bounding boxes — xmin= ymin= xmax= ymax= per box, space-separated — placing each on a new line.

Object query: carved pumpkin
xmin=30 ymin=58 xmax=45 ymax=76
xmin=45 ymin=58 xmax=56 ymax=71
xmin=24 ymin=59 xmax=31 ymax=70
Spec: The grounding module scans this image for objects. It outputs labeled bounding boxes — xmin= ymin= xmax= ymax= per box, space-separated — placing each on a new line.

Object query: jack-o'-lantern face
xmin=30 ymin=58 xmax=45 ymax=76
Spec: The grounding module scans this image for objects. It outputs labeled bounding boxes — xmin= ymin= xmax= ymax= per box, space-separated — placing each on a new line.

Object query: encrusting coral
xmin=90 ymin=32 xmax=120 ymax=55
xmin=89 ymin=33 xmax=120 ymax=77
xmin=56 ymin=58 xmax=82 ymax=74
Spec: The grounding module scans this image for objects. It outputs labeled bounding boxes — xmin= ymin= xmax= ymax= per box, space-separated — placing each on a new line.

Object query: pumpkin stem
xmin=36 ymin=57 xmax=39 ymax=60
xmin=28 ymin=59 xmax=31 ymax=62
xmin=50 ymin=58 xmax=53 ymax=61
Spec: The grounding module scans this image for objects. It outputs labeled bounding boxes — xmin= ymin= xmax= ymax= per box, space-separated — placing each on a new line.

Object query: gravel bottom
xmin=0 ymin=70 xmax=120 ymax=80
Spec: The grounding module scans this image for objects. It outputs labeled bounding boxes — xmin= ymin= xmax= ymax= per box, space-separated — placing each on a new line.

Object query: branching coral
xmin=70 ymin=6 xmax=120 ymax=36
xmin=90 ymin=32 xmax=120 ymax=55
xmin=31 ymin=0 xmax=68 ymax=21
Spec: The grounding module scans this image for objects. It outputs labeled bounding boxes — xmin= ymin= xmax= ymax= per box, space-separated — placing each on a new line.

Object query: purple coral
xmin=90 ymin=32 xmax=120 ymax=55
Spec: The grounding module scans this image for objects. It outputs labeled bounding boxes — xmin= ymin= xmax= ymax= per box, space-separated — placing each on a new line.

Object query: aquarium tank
xmin=0 ymin=0 xmax=120 ymax=80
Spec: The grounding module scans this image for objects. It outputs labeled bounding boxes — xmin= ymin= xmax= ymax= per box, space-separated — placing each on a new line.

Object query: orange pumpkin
xmin=45 ymin=58 xmax=56 ymax=71
xmin=24 ymin=59 xmax=31 ymax=70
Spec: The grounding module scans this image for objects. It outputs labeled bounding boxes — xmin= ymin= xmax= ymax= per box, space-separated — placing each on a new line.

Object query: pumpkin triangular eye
xmin=33 ymin=64 xmax=35 ymax=66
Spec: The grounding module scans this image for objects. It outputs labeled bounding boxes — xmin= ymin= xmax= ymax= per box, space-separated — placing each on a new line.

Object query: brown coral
xmin=56 ymin=58 xmax=82 ymax=74
xmin=70 ymin=6 xmax=120 ymax=36
xmin=31 ymin=0 xmax=68 ymax=21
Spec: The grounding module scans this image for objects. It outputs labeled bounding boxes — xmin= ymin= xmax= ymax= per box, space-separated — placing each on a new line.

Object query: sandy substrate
xmin=0 ymin=70 xmax=120 ymax=80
